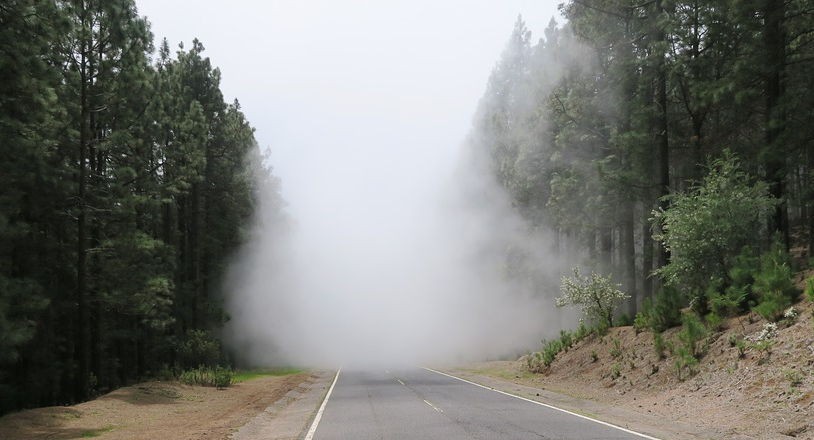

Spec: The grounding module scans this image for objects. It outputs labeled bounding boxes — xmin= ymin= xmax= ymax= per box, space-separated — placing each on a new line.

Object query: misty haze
xmin=2 ymin=1 xmax=812 ymax=439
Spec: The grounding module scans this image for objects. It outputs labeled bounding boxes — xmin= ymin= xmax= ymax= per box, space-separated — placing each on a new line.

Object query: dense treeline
xmin=0 ymin=0 xmax=273 ymax=413
xmin=473 ymin=1 xmax=814 ymax=316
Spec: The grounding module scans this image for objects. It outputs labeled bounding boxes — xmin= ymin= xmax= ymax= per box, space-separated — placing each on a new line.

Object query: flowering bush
xmin=749 ymin=322 xmax=778 ymax=342
xmin=556 ymin=267 xmax=629 ymax=328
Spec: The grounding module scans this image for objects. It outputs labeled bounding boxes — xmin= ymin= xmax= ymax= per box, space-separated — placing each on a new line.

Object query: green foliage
xmin=610 ymin=363 xmax=621 ymax=379
xmin=179 ymin=366 xmax=233 ymax=388
xmin=609 ymin=338 xmax=623 ymax=359
xmin=558 ymin=330 xmax=574 ymax=352
xmin=677 ymin=312 xmax=708 ymax=359
xmin=673 ymin=346 xmax=700 ymax=381
xmin=652 ymin=152 xmax=777 ymax=310
xmin=751 ymin=241 xmax=799 ymax=322
xmin=805 ymin=277 xmax=814 ymax=303
xmin=527 ymin=326 xmax=594 ymax=373
xmin=176 ymin=330 xmax=223 ymax=369
xmin=704 ymin=312 xmax=723 ymax=331
xmin=653 ymin=332 xmax=666 ymax=360
xmin=556 ymin=267 xmax=630 ymax=328
xmin=616 ymin=313 xmax=633 ymax=327
xmin=736 ymin=339 xmax=747 ymax=359
xmin=633 ymin=312 xmax=649 ymax=334
xmin=638 ymin=287 xmax=683 ymax=332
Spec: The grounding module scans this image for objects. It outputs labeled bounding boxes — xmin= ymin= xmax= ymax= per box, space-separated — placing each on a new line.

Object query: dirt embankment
xmin=0 ymin=372 xmax=314 ymax=440
xmin=457 ymin=300 xmax=814 ymax=439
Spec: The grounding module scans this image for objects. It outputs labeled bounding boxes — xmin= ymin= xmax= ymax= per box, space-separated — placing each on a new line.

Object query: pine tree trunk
xmin=764 ymin=0 xmax=789 ymax=249
xmin=75 ymin=33 xmax=90 ymax=402
xmin=642 ymin=206 xmax=654 ymax=299
xmin=622 ymin=202 xmax=637 ymax=314
xmin=655 ymin=0 xmax=670 ymax=271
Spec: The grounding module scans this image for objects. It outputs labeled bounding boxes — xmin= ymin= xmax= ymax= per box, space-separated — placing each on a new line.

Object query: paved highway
xmin=310 ymin=368 xmax=656 ymax=440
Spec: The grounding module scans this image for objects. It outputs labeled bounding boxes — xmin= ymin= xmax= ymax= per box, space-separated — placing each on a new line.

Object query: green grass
xmin=232 ymin=367 xmax=303 ymax=383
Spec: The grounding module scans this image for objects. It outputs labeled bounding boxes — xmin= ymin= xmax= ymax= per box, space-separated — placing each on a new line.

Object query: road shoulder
xmin=440 ymin=366 xmax=730 ymax=440
xmin=232 ymin=370 xmax=335 ymax=440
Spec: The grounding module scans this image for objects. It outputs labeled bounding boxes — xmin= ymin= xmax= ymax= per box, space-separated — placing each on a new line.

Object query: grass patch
xmin=232 ymin=367 xmax=303 ymax=383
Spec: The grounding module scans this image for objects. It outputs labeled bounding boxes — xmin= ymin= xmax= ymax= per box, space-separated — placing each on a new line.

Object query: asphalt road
xmin=311 ymin=368 xmax=655 ymax=440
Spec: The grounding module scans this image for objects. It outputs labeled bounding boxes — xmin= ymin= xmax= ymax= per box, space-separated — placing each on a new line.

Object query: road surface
xmin=310 ymin=368 xmax=656 ymax=440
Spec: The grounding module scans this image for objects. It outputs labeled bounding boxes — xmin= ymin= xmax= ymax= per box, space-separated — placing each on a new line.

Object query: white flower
xmin=749 ymin=322 xmax=778 ymax=342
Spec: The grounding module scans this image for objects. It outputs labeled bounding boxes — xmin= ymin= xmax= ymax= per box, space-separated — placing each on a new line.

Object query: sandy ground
xmin=451 ymin=301 xmax=814 ymax=439
xmin=0 ymin=372 xmax=315 ymax=440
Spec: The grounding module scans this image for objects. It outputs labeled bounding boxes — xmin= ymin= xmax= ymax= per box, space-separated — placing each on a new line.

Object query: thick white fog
xmin=137 ymin=0 xmax=575 ymax=367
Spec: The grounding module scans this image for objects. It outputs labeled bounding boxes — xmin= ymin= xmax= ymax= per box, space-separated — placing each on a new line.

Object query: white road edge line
xmin=303 ymin=368 xmax=341 ymax=440
xmin=423 ymin=399 xmax=444 ymax=413
xmin=423 ymin=367 xmax=660 ymax=440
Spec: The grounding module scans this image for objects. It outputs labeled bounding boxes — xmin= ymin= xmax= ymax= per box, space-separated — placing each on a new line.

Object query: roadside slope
xmin=0 ymin=372 xmax=314 ymax=440
xmin=455 ymin=300 xmax=814 ymax=439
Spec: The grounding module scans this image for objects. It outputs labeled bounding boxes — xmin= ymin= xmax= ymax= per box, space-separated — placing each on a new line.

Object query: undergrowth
xmin=179 ymin=366 xmax=233 ymax=388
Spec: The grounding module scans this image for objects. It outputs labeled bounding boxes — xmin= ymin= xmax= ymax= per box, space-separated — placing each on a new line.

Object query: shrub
xmin=527 ymin=326 xmax=595 ymax=373
xmin=616 ymin=313 xmax=633 ymax=327
xmin=610 ymin=363 xmax=621 ymax=379
xmin=674 ymin=346 xmax=699 ymax=380
xmin=559 ymin=330 xmax=574 ymax=352
xmin=705 ymin=312 xmax=723 ymax=331
xmin=610 ymin=338 xmax=623 ymax=359
xmin=556 ymin=267 xmax=629 ymax=328
xmin=736 ymin=338 xmax=747 ymax=358
xmin=179 ymin=366 xmax=233 ymax=388
xmin=782 ymin=307 xmax=798 ymax=325
xmin=678 ymin=312 xmax=708 ymax=359
xmin=176 ymin=330 xmax=223 ymax=369
xmin=526 ymin=352 xmax=544 ymax=373
xmin=653 ymin=332 xmax=666 ymax=360
xmin=805 ymin=277 xmax=814 ymax=303
xmin=751 ymin=243 xmax=798 ymax=322
xmin=652 ymin=152 xmax=776 ymax=312
xmin=639 ymin=287 xmax=683 ymax=332
xmin=633 ymin=312 xmax=649 ymax=333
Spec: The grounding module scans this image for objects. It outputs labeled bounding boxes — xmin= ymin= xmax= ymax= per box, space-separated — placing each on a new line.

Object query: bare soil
xmin=0 ymin=372 xmax=313 ymax=440
xmin=455 ymin=299 xmax=814 ymax=440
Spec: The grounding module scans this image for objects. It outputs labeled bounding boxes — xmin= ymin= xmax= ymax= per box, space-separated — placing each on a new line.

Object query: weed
xmin=590 ymin=350 xmax=598 ymax=363
xmin=610 ymin=338 xmax=623 ymax=359
xmin=727 ymin=334 xmax=738 ymax=347
xmin=633 ymin=312 xmax=649 ymax=334
xmin=611 ymin=363 xmax=621 ymax=379
xmin=674 ymin=346 xmax=699 ymax=380
xmin=653 ymin=332 xmax=666 ymax=360
xmin=784 ymin=369 xmax=803 ymax=387
xmin=750 ymin=339 xmax=774 ymax=363
xmin=736 ymin=339 xmax=747 ymax=359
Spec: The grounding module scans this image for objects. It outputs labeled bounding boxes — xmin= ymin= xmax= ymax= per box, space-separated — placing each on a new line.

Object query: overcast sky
xmin=136 ymin=0 xmax=562 ymax=205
